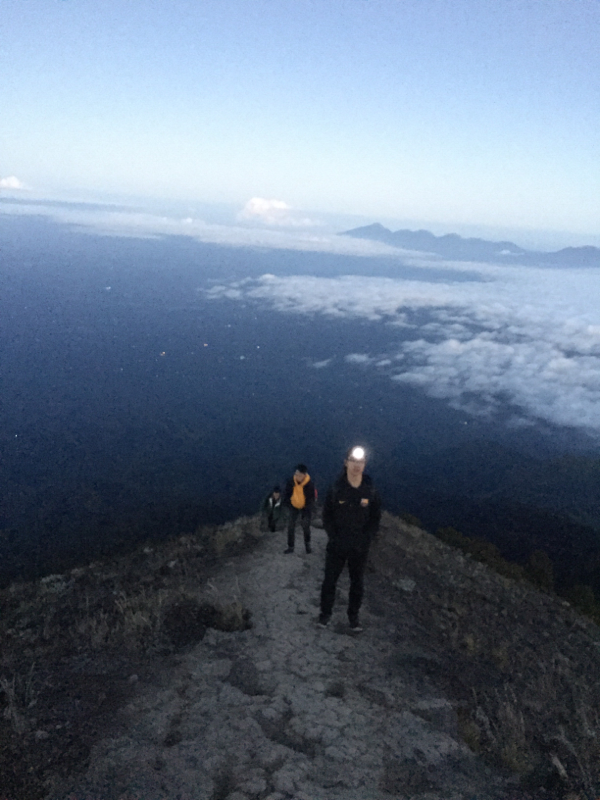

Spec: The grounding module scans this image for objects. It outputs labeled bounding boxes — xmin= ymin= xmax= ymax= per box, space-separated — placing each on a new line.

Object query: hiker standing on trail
xmin=283 ymin=464 xmax=315 ymax=554
xmin=319 ymin=446 xmax=381 ymax=632
xmin=261 ymin=485 xmax=284 ymax=532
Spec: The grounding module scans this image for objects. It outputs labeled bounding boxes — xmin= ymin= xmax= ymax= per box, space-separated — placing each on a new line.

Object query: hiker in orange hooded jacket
xmin=283 ymin=463 xmax=316 ymax=554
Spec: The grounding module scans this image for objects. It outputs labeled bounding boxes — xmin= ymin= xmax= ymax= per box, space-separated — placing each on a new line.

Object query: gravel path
xmin=51 ymin=526 xmax=514 ymax=800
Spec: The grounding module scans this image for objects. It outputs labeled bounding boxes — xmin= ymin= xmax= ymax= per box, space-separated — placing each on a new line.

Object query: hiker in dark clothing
xmin=283 ymin=463 xmax=316 ymax=554
xmin=261 ymin=486 xmax=284 ymax=532
xmin=319 ymin=446 xmax=381 ymax=632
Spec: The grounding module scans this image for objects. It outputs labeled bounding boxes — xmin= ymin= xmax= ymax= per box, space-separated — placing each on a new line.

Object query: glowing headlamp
xmin=350 ymin=446 xmax=365 ymax=461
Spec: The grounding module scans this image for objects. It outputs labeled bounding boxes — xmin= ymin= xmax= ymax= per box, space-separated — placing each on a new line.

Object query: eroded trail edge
xmin=51 ymin=518 xmax=518 ymax=800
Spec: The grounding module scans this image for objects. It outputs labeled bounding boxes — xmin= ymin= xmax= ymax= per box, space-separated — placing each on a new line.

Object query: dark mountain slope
xmin=379 ymin=440 xmax=600 ymax=593
xmin=2 ymin=514 xmax=600 ymax=798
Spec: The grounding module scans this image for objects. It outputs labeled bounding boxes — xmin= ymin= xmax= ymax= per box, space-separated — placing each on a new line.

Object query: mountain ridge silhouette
xmin=343 ymin=222 xmax=600 ymax=266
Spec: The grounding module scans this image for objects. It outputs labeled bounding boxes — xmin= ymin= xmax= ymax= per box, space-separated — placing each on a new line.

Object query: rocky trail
xmin=49 ymin=523 xmax=517 ymax=800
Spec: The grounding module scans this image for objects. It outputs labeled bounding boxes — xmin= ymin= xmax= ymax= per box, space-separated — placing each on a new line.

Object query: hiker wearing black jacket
xmin=261 ymin=486 xmax=284 ymax=532
xmin=319 ymin=446 xmax=381 ymax=632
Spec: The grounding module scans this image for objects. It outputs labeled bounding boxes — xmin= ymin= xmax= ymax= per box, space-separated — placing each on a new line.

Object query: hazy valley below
xmin=1 ymin=209 xmax=600 ymax=600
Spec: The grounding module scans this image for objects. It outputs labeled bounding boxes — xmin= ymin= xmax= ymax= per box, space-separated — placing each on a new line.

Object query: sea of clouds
xmin=206 ymin=264 xmax=600 ymax=435
xmin=3 ymin=197 xmax=600 ymax=436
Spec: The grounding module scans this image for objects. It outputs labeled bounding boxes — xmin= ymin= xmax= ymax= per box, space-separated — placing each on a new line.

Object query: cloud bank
xmin=238 ymin=197 xmax=317 ymax=227
xmin=205 ymin=265 xmax=600 ymax=435
xmin=0 ymin=199 xmax=402 ymax=257
xmin=0 ymin=176 xmax=26 ymax=190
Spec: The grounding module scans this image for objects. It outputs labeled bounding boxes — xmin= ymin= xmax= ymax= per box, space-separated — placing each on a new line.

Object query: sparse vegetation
xmin=563 ymin=583 xmax=600 ymax=625
xmin=2 ymin=510 xmax=600 ymax=798
xmin=372 ymin=512 xmax=600 ymax=797
xmin=526 ymin=549 xmax=555 ymax=592
xmin=0 ymin=515 xmax=260 ymax=800
xmin=433 ymin=522 xmax=600 ymax=628
xmin=435 ymin=526 xmax=527 ymax=582
xmin=399 ymin=511 xmax=422 ymax=528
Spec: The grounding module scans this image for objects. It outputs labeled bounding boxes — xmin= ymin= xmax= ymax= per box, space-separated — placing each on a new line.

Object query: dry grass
xmin=0 ymin=675 xmax=26 ymax=735
xmin=3 ymin=510 xmax=600 ymax=798
xmin=71 ymin=587 xmax=171 ymax=650
xmin=371 ymin=512 xmax=600 ymax=796
xmin=0 ymin=515 xmax=262 ymax=800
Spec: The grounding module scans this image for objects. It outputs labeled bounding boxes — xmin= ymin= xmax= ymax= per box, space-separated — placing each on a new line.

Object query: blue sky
xmin=2 ymin=0 xmax=599 ymax=243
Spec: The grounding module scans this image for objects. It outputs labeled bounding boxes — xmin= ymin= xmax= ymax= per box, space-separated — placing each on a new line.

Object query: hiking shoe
xmin=317 ymin=615 xmax=330 ymax=628
xmin=349 ymin=619 xmax=363 ymax=632
xmin=284 ymin=547 xmax=294 ymax=554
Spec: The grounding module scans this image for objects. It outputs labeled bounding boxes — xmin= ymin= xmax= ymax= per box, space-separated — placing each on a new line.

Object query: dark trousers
xmin=320 ymin=544 xmax=369 ymax=621
xmin=287 ymin=507 xmax=311 ymax=550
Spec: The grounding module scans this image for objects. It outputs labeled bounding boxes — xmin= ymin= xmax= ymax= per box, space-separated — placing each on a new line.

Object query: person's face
xmin=294 ymin=470 xmax=306 ymax=483
xmin=272 ymin=491 xmax=281 ymax=500
xmin=345 ymin=455 xmax=366 ymax=482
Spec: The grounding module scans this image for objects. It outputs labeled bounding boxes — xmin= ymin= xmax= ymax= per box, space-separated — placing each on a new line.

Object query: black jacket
xmin=322 ymin=472 xmax=381 ymax=551
xmin=261 ymin=494 xmax=283 ymax=520
xmin=284 ymin=476 xmax=316 ymax=510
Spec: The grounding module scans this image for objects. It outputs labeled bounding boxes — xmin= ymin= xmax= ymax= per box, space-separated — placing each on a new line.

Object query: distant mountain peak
xmin=342 ymin=224 xmax=600 ymax=267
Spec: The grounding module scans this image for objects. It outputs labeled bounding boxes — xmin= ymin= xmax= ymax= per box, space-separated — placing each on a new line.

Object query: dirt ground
xmin=1 ymin=513 xmax=600 ymax=799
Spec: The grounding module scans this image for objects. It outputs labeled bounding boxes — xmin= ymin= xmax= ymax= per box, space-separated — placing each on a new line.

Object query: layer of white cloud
xmin=0 ymin=200 xmax=406 ymax=257
xmin=0 ymin=176 xmax=26 ymax=190
xmin=345 ymin=353 xmax=372 ymax=364
xmin=205 ymin=265 xmax=600 ymax=435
